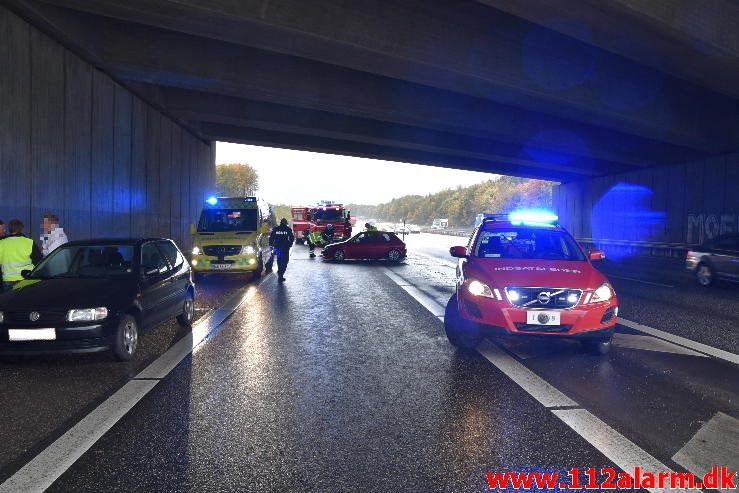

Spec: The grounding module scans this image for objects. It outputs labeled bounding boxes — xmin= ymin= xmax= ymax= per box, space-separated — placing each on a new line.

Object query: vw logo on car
xmin=29 ymin=312 xmax=40 ymax=322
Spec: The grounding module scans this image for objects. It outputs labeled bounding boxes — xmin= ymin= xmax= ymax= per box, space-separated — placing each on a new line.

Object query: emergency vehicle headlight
xmin=507 ymin=289 xmax=520 ymax=302
xmin=468 ymin=280 xmax=498 ymax=299
xmin=192 ymin=246 xmax=201 ymax=255
xmin=241 ymin=245 xmax=255 ymax=255
xmin=590 ymin=283 xmax=613 ymax=303
xmin=67 ymin=307 xmax=108 ymax=322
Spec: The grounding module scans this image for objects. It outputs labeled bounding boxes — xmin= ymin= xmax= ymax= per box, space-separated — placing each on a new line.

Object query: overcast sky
xmin=216 ymin=142 xmax=497 ymax=205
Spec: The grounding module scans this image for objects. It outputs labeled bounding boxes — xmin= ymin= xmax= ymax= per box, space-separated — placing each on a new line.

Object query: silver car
xmin=686 ymin=233 xmax=739 ymax=286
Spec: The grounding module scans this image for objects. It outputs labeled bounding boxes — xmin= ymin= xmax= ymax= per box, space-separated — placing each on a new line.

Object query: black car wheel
xmin=387 ymin=249 xmax=402 ymax=262
xmin=333 ymin=249 xmax=345 ymax=262
xmin=444 ymin=294 xmax=481 ymax=350
xmin=696 ymin=263 xmax=714 ymax=286
xmin=113 ymin=315 xmax=138 ymax=361
xmin=582 ymin=337 xmax=612 ymax=356
xmin=177 ymin=293 xmax=195 ymax=327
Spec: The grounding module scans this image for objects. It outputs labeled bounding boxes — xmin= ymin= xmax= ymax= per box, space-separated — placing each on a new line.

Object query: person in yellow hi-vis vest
xmin=0 ymin=219 xmax=43 ymax=292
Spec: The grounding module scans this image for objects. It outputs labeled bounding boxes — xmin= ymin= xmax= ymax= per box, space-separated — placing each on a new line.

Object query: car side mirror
xmin=189 ymin=224 xmax=197 ymax=235
xmin=450 ymin=246 xmax=467 ymax=258
xmin=21 ymin=270 xmax=32 ymax=279
xmin=589 ymin=249 xmax=605 ymax=261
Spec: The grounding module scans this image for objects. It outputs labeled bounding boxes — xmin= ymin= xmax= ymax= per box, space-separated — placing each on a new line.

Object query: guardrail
xmin=420 ymin=230 xmax=695 ymax=258
xmin=576 ymin=238 xmax=697 ymax=258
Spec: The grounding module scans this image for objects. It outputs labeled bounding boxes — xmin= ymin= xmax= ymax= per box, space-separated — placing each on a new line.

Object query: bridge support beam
xmin=0 ymin=6 xmax=214 ymax=248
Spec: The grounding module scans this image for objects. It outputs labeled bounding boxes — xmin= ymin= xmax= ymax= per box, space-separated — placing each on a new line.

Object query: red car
xmin=323 ymin=231 xmax=406 ymax=262
xmin=445 ymin=212 xmax=618 ymax=355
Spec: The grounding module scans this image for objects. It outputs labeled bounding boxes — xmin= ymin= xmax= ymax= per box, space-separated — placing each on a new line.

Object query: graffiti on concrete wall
xmin=686 ymin=213 xmax=738 ymax=244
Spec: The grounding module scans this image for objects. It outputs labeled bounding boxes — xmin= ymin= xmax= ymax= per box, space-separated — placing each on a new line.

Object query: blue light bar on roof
xmin=206 ymin=196 xmax=218 ymax=206
xmin=244 ymin=197 xmax=256 ymax=202
xmin=509 ymin=209 xmax=558 ymax=226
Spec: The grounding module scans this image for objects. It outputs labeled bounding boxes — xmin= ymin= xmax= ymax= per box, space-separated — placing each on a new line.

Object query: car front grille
xmin=504 ymin=287 xmax=582 ymax=309
xmin=203 ymin=245 xmax=242 ymax=257
xmin=3 ymin=311 xmax=67 ymax=324
xmin=514 ymin=323 xmax=572 ymax=333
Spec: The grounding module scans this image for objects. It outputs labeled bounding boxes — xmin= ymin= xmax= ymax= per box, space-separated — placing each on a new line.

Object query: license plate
xmin=211 ymin=263 xmax=233 ymax=270
xmin=8 ymin=328 xmax=56 ymax=341
xmin=526 ymin=311 xmax=560 ymax=325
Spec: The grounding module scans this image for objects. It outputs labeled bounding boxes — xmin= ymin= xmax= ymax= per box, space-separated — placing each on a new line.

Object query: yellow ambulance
xmin=190 ymin=196 xmax=274 ymax=277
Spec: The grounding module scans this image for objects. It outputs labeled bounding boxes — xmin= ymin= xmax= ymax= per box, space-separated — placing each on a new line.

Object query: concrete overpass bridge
xmin=1 ymin=0 xmax=738 ymax=247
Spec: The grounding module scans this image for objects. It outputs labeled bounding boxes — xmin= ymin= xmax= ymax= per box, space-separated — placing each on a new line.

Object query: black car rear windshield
xmin=474 ymin=229 xmax=585 ymax=261
xmin=198 ymin=209 xmax=258 ymax=232
xmin=31 ymin=245 xmax=135 ymax=278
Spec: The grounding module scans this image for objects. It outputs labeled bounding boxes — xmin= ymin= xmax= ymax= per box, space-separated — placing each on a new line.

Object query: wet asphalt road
xmin=0 ymin=275 xmax=248 ymax=478
xmin=0 ymin=237 xmax=737 ymax=491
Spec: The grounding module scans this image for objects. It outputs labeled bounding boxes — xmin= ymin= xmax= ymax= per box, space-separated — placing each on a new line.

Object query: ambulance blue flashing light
xmin=206 ymin=196 xmax=218 ymax=206
xmin=509 ymin=209 xmax=558 ymax=226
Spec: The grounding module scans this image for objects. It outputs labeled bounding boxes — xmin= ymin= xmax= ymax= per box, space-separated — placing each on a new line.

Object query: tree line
xmin=347 ymin=176 xmax=553 ymax=227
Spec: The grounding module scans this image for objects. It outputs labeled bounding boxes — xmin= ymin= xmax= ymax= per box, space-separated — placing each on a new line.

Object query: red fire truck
xmin=292 ymin=202 xmax=353 ymax=244
xmin=291 ymin=207 xmax=310 ymax=244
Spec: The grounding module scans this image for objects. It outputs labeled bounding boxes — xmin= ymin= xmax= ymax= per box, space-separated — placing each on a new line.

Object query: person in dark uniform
xmin=269 ymin=218 xmax=294 ymax=282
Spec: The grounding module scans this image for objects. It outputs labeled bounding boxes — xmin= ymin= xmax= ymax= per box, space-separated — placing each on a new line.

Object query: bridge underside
xmin=6 ymin=0 xmax=739 ymax=182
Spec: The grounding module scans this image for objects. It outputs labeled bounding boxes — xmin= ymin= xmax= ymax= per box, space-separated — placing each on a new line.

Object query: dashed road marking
xmin=612 ymin=333 xmax=708 ymax=358
xmin=672 ymin=412 xmax=739 ymax=492
xmin=619 ymin=319 xmax=739 ymax=366
xmin=384 ymin=268 xmax=692 ymax=493
xmin=554 ymin=409 xmax=690 ymax=493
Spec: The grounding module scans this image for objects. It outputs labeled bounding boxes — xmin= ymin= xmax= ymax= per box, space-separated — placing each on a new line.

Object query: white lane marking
xmin=619 ymin=319 xmax=739 ymax=366
xmin=0 ymin=380 xmax=158 ymax=493
xmin=0 ymin=276 xmax=270 ymax=492
xmin=606 ymin=275 xmax=675 ymax=288
xmin=612 ymin=333 xmax=708 ymax=358
xmin=136 ymin=286 xmax=257 ymax=378
xmin=554 ymin=409 xmax=690 ymax=493
xmin=477 ymin=340 xmax=577 ymax=408
xmin=383 ymin=268 xmax=696 ymax=493
xmin=384 ymin=268 xmax=411 ymax=286
xmin=397 ymin=285 xmax=446 ymax=317
xmin=672 ymin=412 xmax=739 ymax=492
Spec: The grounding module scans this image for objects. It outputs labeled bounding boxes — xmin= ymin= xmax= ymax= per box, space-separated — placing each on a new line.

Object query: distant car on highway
xmin=0 ymin=239 xmax=195 ymax=361
xmin=445 ymin=211 xmax=617 ymax=355
xmin=686 ymin=233 xmax=739 ymax=286
xmin=394 ymin=226 xmax=410 ymax=235
xmin=410 ymin=225 xmax=421 ymax=234
xmin=323 ymin=231 xmax=406 ymax=262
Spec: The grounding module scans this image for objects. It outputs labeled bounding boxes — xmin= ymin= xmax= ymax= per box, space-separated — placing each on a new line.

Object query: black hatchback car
xmin=686 ymin=233 xmax=739 ymax=286
xmin=0 ymin=238 xmax=194 ymax=361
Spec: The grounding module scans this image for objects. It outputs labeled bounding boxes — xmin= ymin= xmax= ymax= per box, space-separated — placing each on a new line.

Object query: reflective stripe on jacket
xmin=0 ymin=236 xmax=34 ymax=282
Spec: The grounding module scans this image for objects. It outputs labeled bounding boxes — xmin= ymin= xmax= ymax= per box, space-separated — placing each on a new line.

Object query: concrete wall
xmin=0 ymin=6 xmax=214 ymax=251
xmin=554 ymin=155 xmax=739 ymax=247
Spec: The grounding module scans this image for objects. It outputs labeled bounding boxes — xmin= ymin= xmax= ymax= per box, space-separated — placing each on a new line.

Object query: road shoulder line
xmin=0 ymin=274 xmax=271 ymax=492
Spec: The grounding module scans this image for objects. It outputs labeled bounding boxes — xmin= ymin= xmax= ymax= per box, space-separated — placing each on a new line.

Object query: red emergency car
xmin=445 ymin=212 xmax=617 ymax=355
xmin=323 ymin=231 xmax=406 ymax=262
